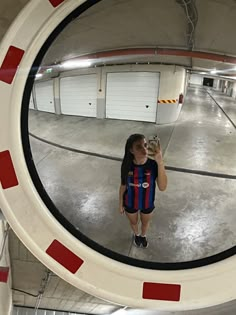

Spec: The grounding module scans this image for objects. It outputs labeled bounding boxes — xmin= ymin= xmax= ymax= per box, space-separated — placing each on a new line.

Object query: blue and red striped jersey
xmin=122 ymin=158 xmax=158 ymax=211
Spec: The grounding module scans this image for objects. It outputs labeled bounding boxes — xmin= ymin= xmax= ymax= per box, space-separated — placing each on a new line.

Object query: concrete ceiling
xmin=39 ymin=0 xmax=236 ymax=77
xmin=1 ymin=0 xmax=236 ymax=314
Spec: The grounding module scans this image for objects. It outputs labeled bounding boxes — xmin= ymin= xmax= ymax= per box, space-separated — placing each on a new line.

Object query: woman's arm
xmin=154 ymin=144 xmax=167 ymax=191
xmin=119 ymin=184 xmax=126 ymax=214
xmin=156 ymin=160 xmax=167 ymax=191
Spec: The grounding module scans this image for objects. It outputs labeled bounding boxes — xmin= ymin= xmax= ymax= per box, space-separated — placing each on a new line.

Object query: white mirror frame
xmin=0 ymin=0 xmax=235 ymax=311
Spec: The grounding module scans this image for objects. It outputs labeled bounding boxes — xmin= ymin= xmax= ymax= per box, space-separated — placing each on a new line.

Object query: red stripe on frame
xmin=143 ymin=282 xmax=181 ymax=301
xmin=0 ymin=267 xmax=9 ymax=283
xmin=0 ymin=46 xmax=24 ymax=84
xmin=46 ymin=240 xmax=84 ymax=274
xmin=49 ymin=0 xmax=65 ymax=7
xmin=0 ymin=151 xmax=19 ymax=189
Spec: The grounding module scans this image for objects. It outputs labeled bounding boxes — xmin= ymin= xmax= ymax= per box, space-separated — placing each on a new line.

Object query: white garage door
xmin=35 ymin=80 xmax=55 ymax=113
xmin=60 ymin=74 xmax=97 ymax=117
xmin=106 ymin=72 xmax=160 ymax=122
xmin=29 ymin=93 xmax=34 ymax=109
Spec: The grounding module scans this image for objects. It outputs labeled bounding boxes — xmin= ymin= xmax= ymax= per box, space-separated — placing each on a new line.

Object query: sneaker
xmin=133 ymin=234 xmax=141 ymax=247
xmin=140 ymin=236 xmax=149 ymax=248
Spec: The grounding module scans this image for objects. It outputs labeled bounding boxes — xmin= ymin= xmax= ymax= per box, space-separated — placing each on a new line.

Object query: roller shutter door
xmin=60 ymin=74 xmax=97 ymax=117
xmin=35 ymin=80 xmax=55 ymax=113
xmin=106 ymin=72 xmax=159 ymax=122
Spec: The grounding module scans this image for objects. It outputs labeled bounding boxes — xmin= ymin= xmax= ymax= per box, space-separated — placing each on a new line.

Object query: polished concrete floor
xmin=28 ymin=86 xmax=236 ymax=263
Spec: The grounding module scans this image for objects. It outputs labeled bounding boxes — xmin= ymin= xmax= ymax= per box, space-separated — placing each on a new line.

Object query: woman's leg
xmin=125 ymin=211 xmax=139 ymax=235
xmin=140 ymin=212 xmax=153 ymax=237
xmin=140 ymin=212 xmax=153 ymax=247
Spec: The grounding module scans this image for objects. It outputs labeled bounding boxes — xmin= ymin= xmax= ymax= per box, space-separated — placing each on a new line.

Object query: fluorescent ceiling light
xmin=214 ymin=67 xmax=236 ymax=73
xmin=210 ymin=69 xmax=217 ymax=74
xmin=36 ymin=73 xmax=43 ymax=78
xmin=61 ymin=59 xmax=92 ymax=69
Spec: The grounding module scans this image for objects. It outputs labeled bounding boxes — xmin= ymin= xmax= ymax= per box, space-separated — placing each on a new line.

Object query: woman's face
xmin=130 ymin=138 xmax=148 ymax=159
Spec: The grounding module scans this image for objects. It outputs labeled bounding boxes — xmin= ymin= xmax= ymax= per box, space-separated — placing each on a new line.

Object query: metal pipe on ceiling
xmin=176 ymin=0 xmax=198 ymax=50
xmin=0 ymin=223 xmax=10 ymax=262
xmin=68 ymin=48 xmax=236 ymax=64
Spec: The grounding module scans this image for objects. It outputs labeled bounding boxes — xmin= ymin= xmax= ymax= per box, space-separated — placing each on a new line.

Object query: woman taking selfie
xmin=119 ymin=134 xmax=167 ymax=248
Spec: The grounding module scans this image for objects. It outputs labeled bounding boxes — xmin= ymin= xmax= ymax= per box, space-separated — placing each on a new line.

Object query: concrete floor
xmin=28 ymin=86 xmax=236 ymax=263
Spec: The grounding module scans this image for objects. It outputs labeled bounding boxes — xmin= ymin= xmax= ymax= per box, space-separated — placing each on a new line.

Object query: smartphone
xmin=147 ymin=138 xmax=160 ymax=157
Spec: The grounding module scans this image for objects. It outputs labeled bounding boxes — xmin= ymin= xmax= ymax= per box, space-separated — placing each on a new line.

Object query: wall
xmin=35 ymin=64 xmax=186 ymax=124
xmin=189 ymin=74 xmax=230 ymax=92
xmin=0 ymin=219 xmax=12 ymax=315
xmin=189 ymin=74 xmax=203 ymax=86
xmin=13 ymin=307 xmax=75 ymax=314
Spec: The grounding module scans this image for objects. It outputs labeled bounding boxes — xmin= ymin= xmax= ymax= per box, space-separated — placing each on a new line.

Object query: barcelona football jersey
xmin=122 ymin=158 xmax=158 ymax=211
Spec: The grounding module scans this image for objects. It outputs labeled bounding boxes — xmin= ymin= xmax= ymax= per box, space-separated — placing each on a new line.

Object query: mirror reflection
xmin=28 ymin=0 xmax=236 ymax=263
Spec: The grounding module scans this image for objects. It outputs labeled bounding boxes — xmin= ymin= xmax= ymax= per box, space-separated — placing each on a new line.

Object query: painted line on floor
xmin=167 ymin=166 xmax=236 ymax=180
xmin=29 ymin=132 xmax=121 ymax=162
xmin=207 ymin=91 xmax=236 ymax=129
xmin=29 ymin=132 xmax=236 ymax=180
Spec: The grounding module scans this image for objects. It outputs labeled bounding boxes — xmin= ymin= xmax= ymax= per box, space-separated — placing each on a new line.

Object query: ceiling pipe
xmin=0 ymin=223 xmax=10 ymax=262
xmin=176 ymin=0 xmax=198 ymax=50
xmin=34 ymin=269 xmax=52 ymax=310
xmin=40 ymin=48 xmax=236 ymax=75
xmin=64 ymin=48 xmax=236 ymax=64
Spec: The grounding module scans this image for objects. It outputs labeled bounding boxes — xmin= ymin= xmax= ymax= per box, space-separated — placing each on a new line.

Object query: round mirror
xmin=1 ymin=0 xmax=236 ymax=309
xmin=23 ymin=0 xmax=236 ymax=267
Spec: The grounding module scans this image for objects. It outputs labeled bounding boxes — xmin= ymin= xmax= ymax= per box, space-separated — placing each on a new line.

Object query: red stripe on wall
xmin=145 ymin=170 xmax=151 ymax=209
xmin=0 ymin=46 xmax=24 ymax=84
xmin=143 ymin=282 xmax=181 ymax=301
xmin=46 ymin=240 xmax=84 ymax=274
xmin=134 ymin=167 xmax=139 ymax=210
xmin=49 ymin=0 xmax=65 ymax=7
xmin=0 ymin=151 xmax=19 ymax=189
xmin=0 ymin=267 xmax=9 ymax=283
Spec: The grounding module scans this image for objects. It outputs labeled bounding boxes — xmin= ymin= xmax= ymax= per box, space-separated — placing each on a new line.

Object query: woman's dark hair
xmin=121 ymin=134 xmax=145 ymax=184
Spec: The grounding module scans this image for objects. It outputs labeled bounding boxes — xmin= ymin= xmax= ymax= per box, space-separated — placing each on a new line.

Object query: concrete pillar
xmin=96 ymin=67 xmax=106 ymax=119
xmin=31 ymin=84 xmax=38 ymax=110
xmin=213 ymin=79 xmax=220 ymax=90
xmin=227 ymin=81 xmax=234 ymax=96
xmin=219 ymin=80 xmax=225 ymax=93
xmin=223 ymin=80 xmax=227 ymax=93
xmin=184 ymin=70 xmax=189 ymax=95
xmin=0 ymin=213 xmax=12 ymax=315
xmin=156 ymin=66 xmax=186 ymax=124
xmin=53 ymin=77 xmax=61 ymax=115
xmin=232 ymin=82 xmax=236 ymax=99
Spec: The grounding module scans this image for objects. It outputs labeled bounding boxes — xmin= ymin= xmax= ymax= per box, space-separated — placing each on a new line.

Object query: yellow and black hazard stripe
xmin=158 ymin=99 xmax=178 ymax=103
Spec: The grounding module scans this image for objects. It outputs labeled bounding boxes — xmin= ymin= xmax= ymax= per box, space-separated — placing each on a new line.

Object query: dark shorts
xmin=124 ymin=207 xmax=154 ymax=215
